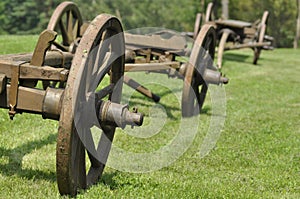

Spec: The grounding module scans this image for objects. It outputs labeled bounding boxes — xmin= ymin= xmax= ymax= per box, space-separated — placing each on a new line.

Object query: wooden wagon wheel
xmin=217 ymin=29 xmax=232 ymax=69
xmin=253 ymin=11 xmax=269 ymax=65
xmin=56 ymin=14 xmax=124 ymax=196
xmin=205 ymin=2 xmax=214 ymax=23
xmin=44 ymin=1 xmax=83 ymax=89
xmin=47 ymin=1 xmax=83 ymax=52
xmin=182 ymin=24 xmax=216 ymax=117
xmin=193 ymin=13 xmax=202 ymax=39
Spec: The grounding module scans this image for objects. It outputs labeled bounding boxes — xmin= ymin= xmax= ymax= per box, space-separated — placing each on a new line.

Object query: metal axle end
xmin=99 ymin=101 xmax=144 ymax=129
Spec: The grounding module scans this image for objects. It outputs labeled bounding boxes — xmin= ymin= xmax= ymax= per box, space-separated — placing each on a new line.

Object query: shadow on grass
xmin=201 ymin=106 xmax=211 ymax=115
xmin=100 ymin=172 xmax=120 ymax=190
xmin=123 ymin=87 xmax=218 ymax=119
xmin=0 ymin=133 xmax=57 ymax=182
xmin=101 ymin=171 xmax=149 ymax=191
xmin=123 ymin=87 xmax=182 ymax=120
xmin=221 ymin=50 xmax=269 ymax=67
xmin=222 ymin=52 xmax=251 ymax=65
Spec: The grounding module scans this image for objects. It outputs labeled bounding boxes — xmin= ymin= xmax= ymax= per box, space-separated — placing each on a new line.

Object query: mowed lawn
xmin=0 ymin=35 xmax=299 ymax=198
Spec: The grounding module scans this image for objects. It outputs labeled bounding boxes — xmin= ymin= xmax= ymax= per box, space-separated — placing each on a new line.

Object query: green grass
xmin=0 ymin=35 xmax=299 ymax=198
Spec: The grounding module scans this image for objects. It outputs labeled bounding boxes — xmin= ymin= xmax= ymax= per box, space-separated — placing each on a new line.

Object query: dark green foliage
xmin=229 ymin=0 xmax=297 ymax=47
xmin=73 ymin=0 xmax=200 ymax=31
xmin=0 ymin=0 xmax=61 ymax=34
xmin=0 ymin=0 xmax=297 ymax=47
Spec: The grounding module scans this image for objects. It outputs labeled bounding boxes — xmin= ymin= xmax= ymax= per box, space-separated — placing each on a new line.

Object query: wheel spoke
xmin=95 ymin=84 xmax=114 ymax=99
xmin=73 ymin=19 xmax=79 ymax=40
xmin=199 ymin=83 xmax=208 ymax=108
xmin=52 ymin=41 xmax=69 ymax=51
xmin=96 ymin=125 xmax=115 ymax=159
xmin=87 ymin=51 xmax=115 ymax=93
xmin=86 ymin=149 xmax=105 ymax=187
xmin=201 ymin=52 xmax=211 ymax=72
xmin=59 ymin=19 xmax=69 ymax=45
xmin=95 ymin=30 xmax=111 ymax=68
xmin=67 ymin=10 xmax=73 ymax=41
xmin=81 ymin=50 xmax=112 ymax=96
xmin=71 ymin=129 xmax=86 ymax=189
xmin=194 ymin=84 xmax=200 ymax=110
xmin=89 ymin=35 xmax=120 ymax=93
xmin=204 ymin=36 xmax=212 ymax=51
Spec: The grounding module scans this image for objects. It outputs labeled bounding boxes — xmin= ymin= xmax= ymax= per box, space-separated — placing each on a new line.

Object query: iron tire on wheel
xmin=56 ymin=14 xmax=125 ymax=196
xmin=182 ymin=24 xmax=216 ymax=117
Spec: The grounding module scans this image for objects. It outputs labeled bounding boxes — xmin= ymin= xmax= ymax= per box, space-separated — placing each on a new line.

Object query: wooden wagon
xmin=0 ymin=1 xmax=228 ymax=195
xmin=200 ymin=2 xmax=274 ymax=68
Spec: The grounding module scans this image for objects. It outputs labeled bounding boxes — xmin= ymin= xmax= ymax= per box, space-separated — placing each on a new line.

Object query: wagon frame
xmin=201 ymin=2 xmax=274 ymax=68
xmin=0 ymin=1 xmax=228 ymax=196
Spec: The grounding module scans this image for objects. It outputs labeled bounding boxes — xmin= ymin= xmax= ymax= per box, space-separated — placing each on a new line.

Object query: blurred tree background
xmin=0 ymin=0 xmax=297 ymax=47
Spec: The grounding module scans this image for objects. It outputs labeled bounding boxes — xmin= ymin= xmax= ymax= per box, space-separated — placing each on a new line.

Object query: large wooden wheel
xmin=205 ymin=2 xmax=214 ymax=23
xmin=182 ymin=24 xmax=216 ymax=117
xmin=56 ymin=14 xmax=125 ymax=196
xmin=193 ymin=13 xmax=202 ymax=39
xmin=47 ymin=1 xmax=83 ymax=52
xmin=44 ymin=1 xmax=83 ymax=89
xmin=217 ymin=29 xmax=231 ymax=69
xmin=253 ymin=11 xmax=269 ymax=65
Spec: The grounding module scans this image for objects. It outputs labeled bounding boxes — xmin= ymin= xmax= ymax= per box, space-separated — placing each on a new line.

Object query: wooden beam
xmin=125 ymin=62 xmax=180 ymax=72
xmin=0 ymin=51 xmax=73 ymax=68
xmin=125 ymin=33 xmax=186 ymax=51
xmin=0 ymin=61 xmax=69 ymax=81
xmin=0 ymin=85 xmax=45 ymax=113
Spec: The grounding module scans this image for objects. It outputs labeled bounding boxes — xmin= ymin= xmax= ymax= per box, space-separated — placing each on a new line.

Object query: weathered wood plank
xmin=215 ymin=19 xmax=252 ymax=28
xmin=125 ymin=62 xmax=180 ymax=72
xmin=125 ymin=33 xmax=187 ymax=51
xmin=0 ymin=61 xmax=68 ymax=81
xmin=0 ymin=51 xmax=73 ymax=67
xmin=0 ymin=85 xmax=45 ymax=113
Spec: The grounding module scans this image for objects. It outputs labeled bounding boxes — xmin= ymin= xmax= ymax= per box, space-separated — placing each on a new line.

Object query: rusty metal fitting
xmin=179 ymin=63 xmax=188 ymax=77
xmin=42 ymin=87 xmax=64 ymax=120
xmin=99 ymin=101 xmax=144 ymax=129
xmin=203 ymin=69 xmax=229 ymax=85
xmin=125 ymin=49 xmax=136 ymax=63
